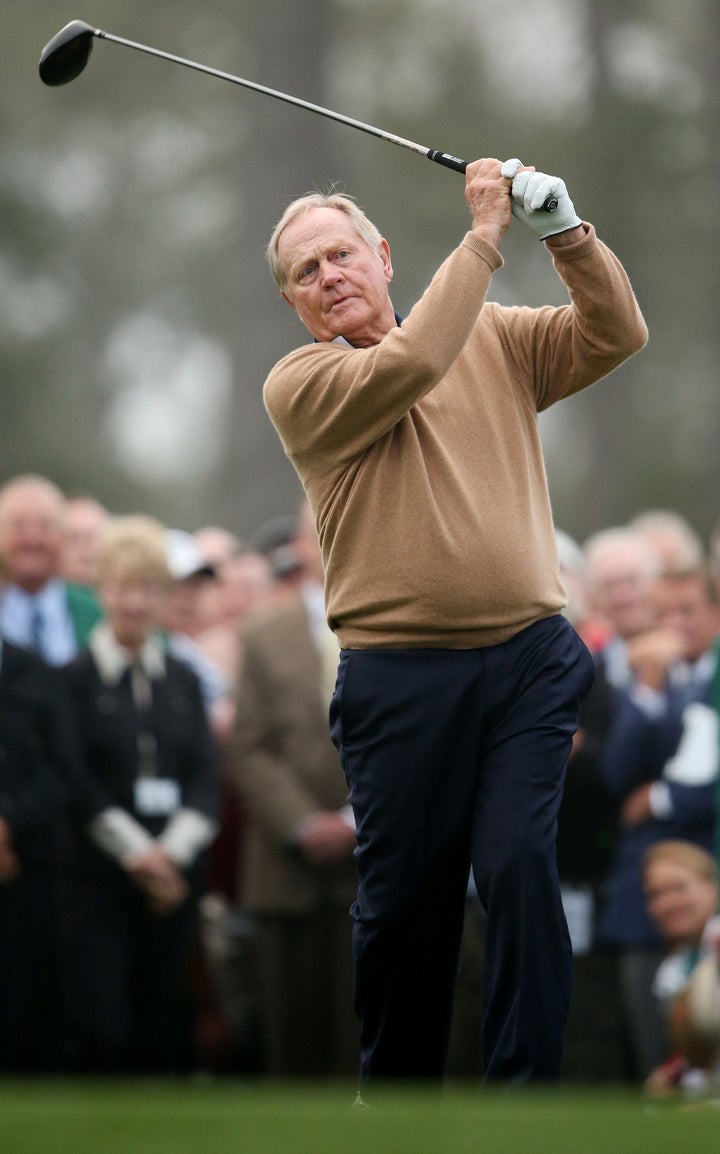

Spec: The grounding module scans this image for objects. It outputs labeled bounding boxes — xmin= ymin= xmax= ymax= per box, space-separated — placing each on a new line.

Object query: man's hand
xmin=702 ymin=917 xmax=720 ymax=962
xmin=296 ymin=810 xmax=356 ymax=866
xmin=501 ymin=159 xmax=583 ymax=241
xmin=620 ymin=783 xmax=654 ymax=826
xmin=644 ymin=1054 xmax=686 ymax=1098
xmin=122 ymin=844 xmax=189 ymax=914
xmin=569 ymin=727 xmax=585 ymax=761
xmin=0 ymin=816 xmax=20 ymax=883
xmin=626 ymin=629 xmax=685 ymax=691
xmin=464 ymin=158 xmax=515 ymax=250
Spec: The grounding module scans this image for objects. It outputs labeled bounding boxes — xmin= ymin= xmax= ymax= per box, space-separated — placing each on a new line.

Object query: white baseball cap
xmin=165 ymin=529 xmax=217 ymax=582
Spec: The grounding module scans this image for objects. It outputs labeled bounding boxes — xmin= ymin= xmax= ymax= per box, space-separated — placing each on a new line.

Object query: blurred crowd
xmin=1 ymin=471 xmax=720 ymax=1094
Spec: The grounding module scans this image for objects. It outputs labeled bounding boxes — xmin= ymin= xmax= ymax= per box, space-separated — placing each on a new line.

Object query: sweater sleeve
xmin=529 ymin=225 xmax=648 ymax=411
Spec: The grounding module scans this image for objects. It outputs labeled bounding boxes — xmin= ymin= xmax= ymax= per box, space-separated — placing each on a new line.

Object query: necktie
xmin=29 ymin=603 xmax=44 ymax=658
xmin=130 ymin=661 xmax=157 ymax=778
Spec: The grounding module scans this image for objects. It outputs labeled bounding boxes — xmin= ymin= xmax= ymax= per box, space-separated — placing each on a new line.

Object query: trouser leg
xmin=619 ymin=947 xmax=668 ymax=1079
xmin=472 ymin=616 xmax=595 ymax=1081
xmin=331 ymin=650 xmax=482 ymax=1083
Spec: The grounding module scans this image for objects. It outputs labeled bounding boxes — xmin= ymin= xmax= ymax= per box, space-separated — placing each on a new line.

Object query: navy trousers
xmin=329 ymin=614 xmax=595 ymax=1084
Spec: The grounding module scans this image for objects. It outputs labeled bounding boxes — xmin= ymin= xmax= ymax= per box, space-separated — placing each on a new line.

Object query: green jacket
xmin=66 ymin=583 xmax=103 ymax=648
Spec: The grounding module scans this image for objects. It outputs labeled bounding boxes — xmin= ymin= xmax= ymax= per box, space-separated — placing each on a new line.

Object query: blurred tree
xmin=1 ymin=0 xmax=718 ymax=545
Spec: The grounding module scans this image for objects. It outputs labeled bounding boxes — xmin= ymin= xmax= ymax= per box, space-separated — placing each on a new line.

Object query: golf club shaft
xmin=94 ymin=28 xmax=467 ymax=173
xmin=40 ymin=21 xmax=558 ymax=208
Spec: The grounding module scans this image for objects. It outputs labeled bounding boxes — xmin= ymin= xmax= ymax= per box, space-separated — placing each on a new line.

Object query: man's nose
xmin=320 ymin=259 xmax=343 ymax=286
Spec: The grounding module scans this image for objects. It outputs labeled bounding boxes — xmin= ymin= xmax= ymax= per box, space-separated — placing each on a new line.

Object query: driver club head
xmin=39 ymin=20 xmax=96 ymax=86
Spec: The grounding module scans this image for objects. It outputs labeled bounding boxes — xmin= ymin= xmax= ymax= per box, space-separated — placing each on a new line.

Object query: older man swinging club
xmin=262 ymin=157 xmax=648 ymax=1089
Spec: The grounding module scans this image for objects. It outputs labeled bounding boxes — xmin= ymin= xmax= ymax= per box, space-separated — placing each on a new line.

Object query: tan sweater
xmin=264 ymin=226 xmax=648 ymax=649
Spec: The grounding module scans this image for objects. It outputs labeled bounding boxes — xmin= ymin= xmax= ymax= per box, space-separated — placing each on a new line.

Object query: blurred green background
xmin=3 ymin=1 xmax=719 ymax=541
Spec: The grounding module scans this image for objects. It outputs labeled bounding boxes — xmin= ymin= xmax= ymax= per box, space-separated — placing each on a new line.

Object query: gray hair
xmin=583 ymin=526 xmax=661 ymax=586
xmin=266 ymin=191 xmax=383 ymax=293
xmin=0 ymin=473 xmax=65 ymax=526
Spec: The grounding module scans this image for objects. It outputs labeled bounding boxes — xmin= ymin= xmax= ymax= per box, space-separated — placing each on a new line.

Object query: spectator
xmin=250 ymin=514 xmax=305 ymax=593
xmin=60 ymin=493 xmax=111 ymax=588
xmin=555 ymin=529 xmax=629 ymax=1079
xmin=552 ymin=526 xmax=663 ymax=1081
xmin=159 ymin=529 xmax=235 ymax=744
xmin=642 ymin=841 xmax=720 ymax=1098
xmin=0 ymin=474 xmax=101 ymax=664
xmin=230 ymin=499 xmax=358 ymax=1077
xmin=190 ymin=530 xmax=276 ymax=1071
xmin=556 ymin=528 xmax=611 ymax=653
xmin=571 ymin=528 xmax=664 ymax=912
xmin=60 ymin=515 xmax=219 ymax=1073
xmin=193 ymin=525 xmax=244 ymax=640
xmin=194 ymin=545 xmax=275 ymax=691
xmin=595 ymin=565 xmax=720 ymax=1079
xmin=0 ymin=548 xmax=75 ymax=1072
xmin=194 ymin=526 xmax=243 ymax=572
xmin=584 ymin=527 xmax=662 ymax=690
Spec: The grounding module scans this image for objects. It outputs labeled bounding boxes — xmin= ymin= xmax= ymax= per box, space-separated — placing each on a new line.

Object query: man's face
xmin=653 ymin=574 xmax=720 ymax=663
xmin=644 ymin=858 xmax=718 ymax=945
xmin=278 ymin=207 xmax=395 ymax=347
xmin=100 ymin=573 xmax=164 ymax=652
xmin=159 ymin=575 xmax=207 ymax=638
xmin=60 ymin=499 xmax=109 ymax=586
xmin=0 ymin=485 xmax=64 ymax=592
xmin=587 ymin=543 xmax=658 ymax=640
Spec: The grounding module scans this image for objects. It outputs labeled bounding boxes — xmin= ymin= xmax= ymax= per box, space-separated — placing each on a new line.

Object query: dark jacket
xmin=557 ymin=655 xmax=620 ymax=889
xmin=596 ymin=677 xmax=716 ymax=947
xmin=0 ymin=641 xmax=72 ymax=863
xmin=60 ymin=646 xmax=218 ymax=878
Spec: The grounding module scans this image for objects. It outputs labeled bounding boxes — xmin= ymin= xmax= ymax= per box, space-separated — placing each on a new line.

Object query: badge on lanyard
xmin=134 ymin=777 xmax=181 ymax=817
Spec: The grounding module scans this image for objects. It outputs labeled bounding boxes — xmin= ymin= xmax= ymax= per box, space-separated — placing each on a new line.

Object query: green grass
xmin=0 ymin=1079 xmax=718 ymax=1154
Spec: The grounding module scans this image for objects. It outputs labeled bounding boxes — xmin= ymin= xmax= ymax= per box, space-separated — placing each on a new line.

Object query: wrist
xmin=544 ymin=224 xmax=586 ymax=248
xmin=471 ymin=223 xmax=505 ymax=251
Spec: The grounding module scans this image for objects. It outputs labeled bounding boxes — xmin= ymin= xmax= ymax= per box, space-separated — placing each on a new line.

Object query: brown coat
xmin=231 ymin=593 xmax=355 ymax=912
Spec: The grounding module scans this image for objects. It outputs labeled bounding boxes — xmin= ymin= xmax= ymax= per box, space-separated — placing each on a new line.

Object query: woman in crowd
xmin=642 ymin=840 xmax=720 ymax=1097
xmin=60 ymin=515 xmax=218 ymax=1073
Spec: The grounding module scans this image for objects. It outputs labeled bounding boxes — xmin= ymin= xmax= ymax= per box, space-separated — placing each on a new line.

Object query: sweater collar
xmin=320 ymin=312 xmax=403 ymax=349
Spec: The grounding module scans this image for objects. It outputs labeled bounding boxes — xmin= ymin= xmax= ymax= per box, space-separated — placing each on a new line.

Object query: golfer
xmin=263 ymin=158 xmax=648 ymax=1087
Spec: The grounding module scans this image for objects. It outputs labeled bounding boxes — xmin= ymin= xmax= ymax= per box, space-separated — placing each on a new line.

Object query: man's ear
xmin=379 ymin=238 xmax=393 ymax=284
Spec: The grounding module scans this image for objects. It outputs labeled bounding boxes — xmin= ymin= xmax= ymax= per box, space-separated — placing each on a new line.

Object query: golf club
xmin=39 ymin=20 xmax=559 ymax=212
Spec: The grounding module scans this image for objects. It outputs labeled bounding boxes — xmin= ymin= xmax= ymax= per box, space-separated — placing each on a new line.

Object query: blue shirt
xmin=0 ymin=579 xmax=79 ymax=665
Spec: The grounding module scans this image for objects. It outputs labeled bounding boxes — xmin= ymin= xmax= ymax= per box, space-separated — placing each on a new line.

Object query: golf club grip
xmin=426 ymin=150 xmax=559 ymax=213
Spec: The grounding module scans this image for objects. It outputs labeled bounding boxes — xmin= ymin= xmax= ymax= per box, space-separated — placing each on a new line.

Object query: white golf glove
xmin=501 ymin=158 xmax=582 ymax=240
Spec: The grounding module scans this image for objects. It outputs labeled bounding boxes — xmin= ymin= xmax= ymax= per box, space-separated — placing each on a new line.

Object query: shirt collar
xmin=669 ymin=649 xmax=717 ymax=691
xmin=89 ymin=620 xmax=165 ymax=686
xmin=602 ymin=637 xmax=631 ymax=689
xmin=3 ymin=577 xmax=66 ymax=613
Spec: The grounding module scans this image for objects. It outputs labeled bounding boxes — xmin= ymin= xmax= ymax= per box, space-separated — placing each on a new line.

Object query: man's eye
xmin=299 ymin=266 xmax=315 ymax=280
